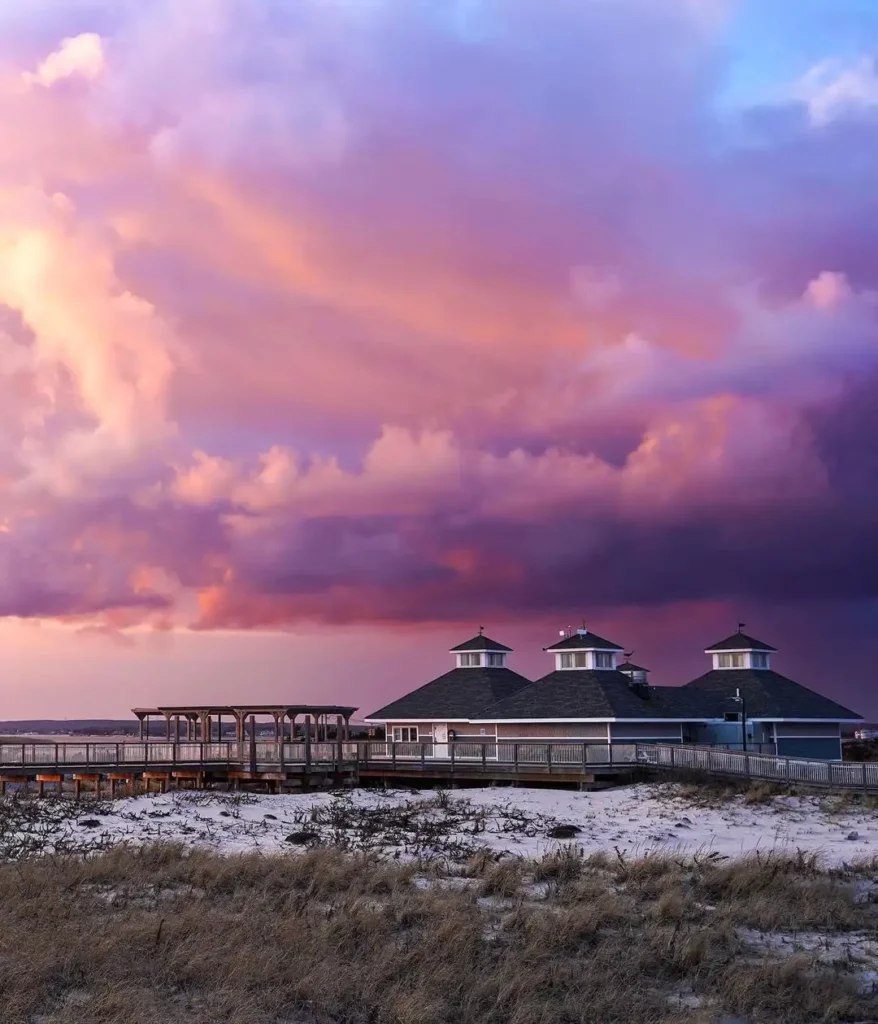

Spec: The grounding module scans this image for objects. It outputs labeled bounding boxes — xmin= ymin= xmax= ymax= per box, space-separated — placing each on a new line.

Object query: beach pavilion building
xmin=365 ymin=627 xmax=862 ymax=761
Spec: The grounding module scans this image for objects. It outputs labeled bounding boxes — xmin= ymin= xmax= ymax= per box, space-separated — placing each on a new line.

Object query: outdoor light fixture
xmin=730 ymin=688 xmax=747 ymax=752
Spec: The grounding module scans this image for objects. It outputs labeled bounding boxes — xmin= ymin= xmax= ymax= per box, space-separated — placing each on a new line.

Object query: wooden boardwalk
xmin=0 ymin=739 xmax=875 ymax=795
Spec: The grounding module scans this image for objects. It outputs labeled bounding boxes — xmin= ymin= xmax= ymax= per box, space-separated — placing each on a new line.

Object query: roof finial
xmin=478 ymin=624 xmax=484 ymax=636
xmin=737 ymin=621 xmax=746 ymax=633
xmin=624 ymin=650 xmax=634 ymax=660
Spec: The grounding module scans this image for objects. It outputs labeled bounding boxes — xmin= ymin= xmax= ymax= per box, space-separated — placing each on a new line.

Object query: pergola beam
xmin=130 ymin=704 xmax=358 ymax=746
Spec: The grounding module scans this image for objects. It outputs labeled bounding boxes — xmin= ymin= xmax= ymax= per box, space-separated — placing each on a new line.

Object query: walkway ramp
xmin=0 ymin=740 xmax=873 ymax=793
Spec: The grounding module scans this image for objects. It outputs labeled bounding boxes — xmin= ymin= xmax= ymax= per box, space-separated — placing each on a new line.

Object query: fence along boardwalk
xmin=0 ymin=740 xmax=875 ymax=792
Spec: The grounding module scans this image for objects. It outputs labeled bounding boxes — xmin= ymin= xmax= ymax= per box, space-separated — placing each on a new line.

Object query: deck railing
xmin=635 ymin=742 xmax=878 ymax=789
xmin=0 ymin=740 xmax=875 ymax=791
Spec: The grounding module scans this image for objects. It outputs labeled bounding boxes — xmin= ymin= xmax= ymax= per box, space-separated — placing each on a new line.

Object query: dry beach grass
xmin=1 ymin=838 xmax=877 ymax=1024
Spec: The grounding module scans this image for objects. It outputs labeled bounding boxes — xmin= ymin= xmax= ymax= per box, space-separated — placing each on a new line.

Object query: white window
xmin=392 ymin=727 xmax=418 ymax=742
xmin=717 ymin=653 xmax=745 ymax=669
xmin=594 ymin=652 xmax=613 ymax=669
xmin=459 ymin=653 xmax=481 ymax=667
xmin=479 ymin=728 xmax=486 ymax=736
xmin=486 ymin=652 xmax=504 ymax=666
xmin=751 ymin=652 xmax=769 ymax=669
xmin=560 ymin=652 xmax=587 ymax=669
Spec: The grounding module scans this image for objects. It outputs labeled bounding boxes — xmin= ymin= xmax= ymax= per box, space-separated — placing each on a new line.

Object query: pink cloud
xmin=0 ymin=0 xmax=873 ymax=672
xmin=22 ymin=32 xmax=105 ymax=88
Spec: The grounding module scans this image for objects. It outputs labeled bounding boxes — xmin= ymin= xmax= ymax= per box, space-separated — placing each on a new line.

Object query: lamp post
xmin=731 ymin=688 xmax=747 ymax=752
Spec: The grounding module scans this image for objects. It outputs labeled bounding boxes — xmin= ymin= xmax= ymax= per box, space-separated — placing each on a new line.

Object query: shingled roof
xmin=473 ymin=670 xmax=688 ymax=720
xmin=617 ymin=660 xmax=649 ymax=673
xmin=545 ymin=631 xmax=624 ymax=651
xmin=649 ymin=685 xmax=724 ymax=718
xmin=366 ymin=667 xmax=531 ymax=721
xmin=449 ymin=634 xmax=512 ymax=653
xmin=682 ymin=669 xmax=861 ymax=720
xmin=704 ymin=631 xmax=777 ymax=652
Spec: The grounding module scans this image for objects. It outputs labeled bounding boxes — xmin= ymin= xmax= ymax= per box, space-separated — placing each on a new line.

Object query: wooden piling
xmin=171 ymin=771 xmax=205 ymax=790
xmin=0 ymin=774 xmax=28 ymax=796
xmin=72 ymin=774 xmax=102 ymax=800
xmin=107 ymin=773 xmax=135 ymax=798
xmin=36 ymin=773 xmax=63 ymax=798
xmin=142 ymin=771 xmax=169 ymax=793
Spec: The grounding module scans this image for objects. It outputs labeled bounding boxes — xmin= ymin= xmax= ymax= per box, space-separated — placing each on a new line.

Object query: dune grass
xmin=0 ymin=841 xmax=875 ymax=1024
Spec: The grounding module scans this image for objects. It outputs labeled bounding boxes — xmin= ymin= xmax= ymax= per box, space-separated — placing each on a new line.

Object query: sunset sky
xmin=1 ymin=0 xmax=877 ymax=720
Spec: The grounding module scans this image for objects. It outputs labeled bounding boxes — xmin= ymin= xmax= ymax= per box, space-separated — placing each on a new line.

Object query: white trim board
xmin=367 ymin=715 xmax=860 ymax=725
xmin=545 ymin=646 xmax=623 ymax=653
xmin=447 ymin=648 xmax=509 ymax=654
xmin=703 ymin=647 xmax=774 ymax=654
xmin=363 ymin=718 xmax=471 ymax=724
xmin=746 ymin=717 xmax=862 ymax=723
xmin=470 ymin=717 xmax=713 ymax=724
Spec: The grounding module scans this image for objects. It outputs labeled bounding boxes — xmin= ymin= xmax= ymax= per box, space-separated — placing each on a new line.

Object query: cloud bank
xmin=0 ymin=0 xmax=876 ymax=651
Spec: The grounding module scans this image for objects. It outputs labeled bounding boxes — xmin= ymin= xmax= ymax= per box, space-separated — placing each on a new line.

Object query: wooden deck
xmin=0 ymin=739 xmax=874 ymax=795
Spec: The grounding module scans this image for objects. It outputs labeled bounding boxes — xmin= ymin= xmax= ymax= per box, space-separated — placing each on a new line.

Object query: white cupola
xmin=704 ymin=626 xmax=776 ymax=671
xmin=449 ymin=630 xmax=512 ymax=669
xmin=544 ymin=626 xmax=624 ymax=671
xmin=617 ymin=654 xmax=649 ymax=685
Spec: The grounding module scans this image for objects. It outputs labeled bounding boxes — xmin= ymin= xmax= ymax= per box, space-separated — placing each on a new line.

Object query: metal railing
xmin=636 ymin=743 xmax=878 ymax=789
xmin=0 ymin=740 xmax=875 ymax=792
xmin=361 ymin=740 xmax=639 ymax=768
xmin=0 ymin=741 xmax=360 ymax=770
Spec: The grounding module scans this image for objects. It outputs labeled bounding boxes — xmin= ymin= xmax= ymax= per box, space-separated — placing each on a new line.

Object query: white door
xmin=433 ymin=724 xmax=449 ymax=759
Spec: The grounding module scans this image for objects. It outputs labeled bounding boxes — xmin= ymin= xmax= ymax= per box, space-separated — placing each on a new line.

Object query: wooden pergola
xmin=131 ymin=704 xmax=358 ymax=743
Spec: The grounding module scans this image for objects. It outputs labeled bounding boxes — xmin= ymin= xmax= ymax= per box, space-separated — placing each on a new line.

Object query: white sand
xmin=30 ymin=782 xmax=878 ymax=865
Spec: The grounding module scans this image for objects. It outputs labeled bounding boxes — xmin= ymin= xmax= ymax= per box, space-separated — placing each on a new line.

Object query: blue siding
xmin=776 ymin=737 xmax=842 ymax=761
xmin=614 ymin=737 xmax=682 ymax=745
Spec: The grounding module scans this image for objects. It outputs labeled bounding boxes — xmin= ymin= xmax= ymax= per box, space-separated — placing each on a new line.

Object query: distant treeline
xmin=844 ymin=739 xmax=878 ymax=762
xmin=0 ymin=720 xmax=372 ymax=739
xmin=0 ymin=720 xmax=137 ymax=735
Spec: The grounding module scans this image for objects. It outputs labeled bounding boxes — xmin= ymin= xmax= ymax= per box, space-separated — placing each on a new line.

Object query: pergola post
xmin=129 ymin=704 xmax=357 ymax=774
